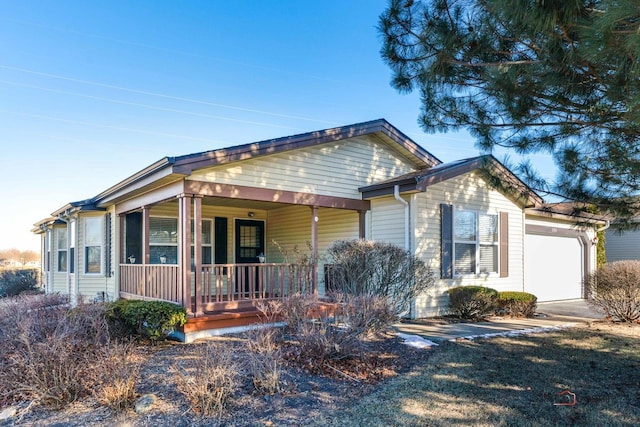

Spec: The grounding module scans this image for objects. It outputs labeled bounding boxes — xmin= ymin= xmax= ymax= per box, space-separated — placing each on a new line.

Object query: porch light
xmin=248 ymin=211 xmax=255 ymax=217
xmin=128 ymin=255 xmax=136 ymax=264
xmin=159 ymin=254 xmax=167 ymax=264
xmin=258 ymin=253 xmax=266 ymax=263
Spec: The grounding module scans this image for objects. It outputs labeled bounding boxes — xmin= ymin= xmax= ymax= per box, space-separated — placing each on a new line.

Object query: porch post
xmin=142 ymin=207 xmax=150 ymax=265
xmin=311 ymin=206 xmax=318 ymax=294
xmin=179 ymin=195 xmax=193 ymax=315
xmin=142 ymin=207 xmax=150 ymax=296
xmin=193 ymin=196 xmax=203 ymax=316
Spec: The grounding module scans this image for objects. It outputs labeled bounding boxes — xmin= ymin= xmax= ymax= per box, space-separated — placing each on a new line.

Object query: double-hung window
xmin=57 ymin=228 xmax=67 ymax=272
xmin=84 ymin=217 xmax=102 ymax=274
xmin=453 ymin=210 xmax=498 ymax=275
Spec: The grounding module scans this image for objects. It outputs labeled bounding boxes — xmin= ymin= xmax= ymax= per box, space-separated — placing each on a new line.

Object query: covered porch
xmin=112 ymin=179 xmax=369 ymax=330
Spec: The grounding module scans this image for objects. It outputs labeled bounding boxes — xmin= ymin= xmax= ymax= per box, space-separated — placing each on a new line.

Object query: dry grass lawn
xmin=315 ymin=322 xmax=640 ymax=427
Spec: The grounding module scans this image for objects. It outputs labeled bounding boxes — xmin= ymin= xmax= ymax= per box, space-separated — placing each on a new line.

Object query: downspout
xmin=596 ymin=220 xmax=610 ymax=234
xmin=394 ymin=185 xmax=412 ymax=318
xmin=393 ymin=185 xmax=410 ymax=251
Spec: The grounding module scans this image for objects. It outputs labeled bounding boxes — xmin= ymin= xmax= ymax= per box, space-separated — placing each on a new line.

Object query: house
xmin=32 ymin=119 xmax=602 ymax=341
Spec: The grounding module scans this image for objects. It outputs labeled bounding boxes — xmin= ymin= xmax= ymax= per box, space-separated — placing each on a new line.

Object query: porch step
xmin=181 ymin=308 xmax=268 ymax=334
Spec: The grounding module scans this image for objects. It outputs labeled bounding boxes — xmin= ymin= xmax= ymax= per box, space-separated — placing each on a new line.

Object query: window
xmin=453 ymin=210 xmax=498 ymax=275
xmin=149 ymin=217 xmax=178 ymax=264
xmin=84 ymin=217 xmax=102 ymax=274
xmin=148 ymin=217 xmax=212 ymax=264
xmin=57 ymin=228 xmax=67 ymax=272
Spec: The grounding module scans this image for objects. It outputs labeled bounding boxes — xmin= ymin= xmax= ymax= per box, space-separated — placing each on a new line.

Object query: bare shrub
xmin=173 ymin=342 xmax=240 ymax=416
xmin=94 ymin=341 xmax=141 ymax=411
xmin=326 ymin=239 xmax=435 ymax=316
xmin=0 ymin=296 xmax=111 ymax=408
xmin=244 ymin=325 xmax=283 ymax=395
xmin=278 ymin=292 xmax=318 ymax=332
xmin=587 ymin=260 xmax=640 ymax=322
xmin=334 ymin=293 xmax=397 ymax=335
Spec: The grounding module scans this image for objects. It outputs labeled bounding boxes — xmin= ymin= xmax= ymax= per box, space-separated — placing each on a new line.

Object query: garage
xmin=524 ymin=232 xmax=586 ymax=302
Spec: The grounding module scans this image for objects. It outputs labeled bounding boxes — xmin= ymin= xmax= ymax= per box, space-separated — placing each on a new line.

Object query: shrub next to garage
xmin=496 ymin=291 xmax=537 ymax=318
xmin=447 ymin=286 xmax=499 ymax=320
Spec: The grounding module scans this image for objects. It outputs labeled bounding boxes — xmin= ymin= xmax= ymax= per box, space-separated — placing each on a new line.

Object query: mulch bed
xmin=2 ymin=331 xmax=434 ymax=427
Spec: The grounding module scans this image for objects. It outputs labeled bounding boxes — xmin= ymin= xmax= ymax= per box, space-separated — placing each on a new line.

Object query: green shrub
xmin=0 ymin=268 xmax=41 ymax=297
xmin=447 ymin=286 xmax=499 ymax=320
xmin=106 ymin=299 xmax=187 ymax=342
xmin=586 ymin=260 xmax=640 ymax=322
xmin=496 ymin=291 xmax=537 ymax=318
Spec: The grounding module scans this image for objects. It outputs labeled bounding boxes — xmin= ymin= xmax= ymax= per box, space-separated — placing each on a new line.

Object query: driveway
xmin=535 ymin=299 xmax=604 ymax=319
xmin=394 ymin=299 xmax=605 ymax=344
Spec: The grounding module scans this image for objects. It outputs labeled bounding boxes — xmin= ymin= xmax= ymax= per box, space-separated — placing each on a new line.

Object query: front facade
xmin=33 ymin=119 xmax=601 ymax=327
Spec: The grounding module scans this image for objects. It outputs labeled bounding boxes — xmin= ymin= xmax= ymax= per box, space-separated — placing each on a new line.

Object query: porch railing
xmin=119 ymin=263 xmax=313 ymax=312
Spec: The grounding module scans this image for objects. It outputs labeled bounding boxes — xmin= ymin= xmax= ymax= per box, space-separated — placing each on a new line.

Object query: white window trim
xmin=453 ymin=209 xmax=499 ymax=277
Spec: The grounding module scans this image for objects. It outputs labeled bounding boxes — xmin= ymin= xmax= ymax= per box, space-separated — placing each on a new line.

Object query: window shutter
xmin=499 ymin=211 xmax=509 ymax=277
xmin=441 ymin=204 xmax=453 ymax=279
xmin=105 ymin=213 xmax=112 ymax=277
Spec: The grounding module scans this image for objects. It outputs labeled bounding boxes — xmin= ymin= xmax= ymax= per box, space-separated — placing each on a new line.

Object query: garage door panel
xmin=525 ymin=234 xmax=583 ymax=301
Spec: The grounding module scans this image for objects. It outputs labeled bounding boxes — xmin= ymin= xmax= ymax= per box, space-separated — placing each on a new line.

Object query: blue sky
xmin=0 ymin=1 xmax=553 ymax=252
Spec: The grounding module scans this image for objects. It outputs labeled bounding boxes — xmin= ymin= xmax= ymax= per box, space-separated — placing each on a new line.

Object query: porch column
xmin=142 ymin=207 xmax=150 ymax=265
xmin=311 ymin=206 xmax=318 ymax=294
xmin=179 ymin=195 xmax=193 ymax=314
xmin=193 ymin=196 xmax=203 ymax=316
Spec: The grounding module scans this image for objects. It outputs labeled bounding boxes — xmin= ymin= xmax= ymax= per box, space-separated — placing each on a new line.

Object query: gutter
xmin=596 ymin=220 xmax=610 ymax=233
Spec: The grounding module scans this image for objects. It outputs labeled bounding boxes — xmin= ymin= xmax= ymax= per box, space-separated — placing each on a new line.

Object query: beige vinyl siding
xmin=187 ymin=136 xmax=417 ymax=200
xmin=605 ymin=228 xmax=640 ymax=262
xmin=412 ymin=171 xmax=525 ymax=318
xmin=369 ymin=196 xmax=408 ymax=249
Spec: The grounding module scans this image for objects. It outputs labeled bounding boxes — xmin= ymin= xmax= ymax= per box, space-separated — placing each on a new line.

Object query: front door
xmin=234 ymin=219 xmax=265 ymax=297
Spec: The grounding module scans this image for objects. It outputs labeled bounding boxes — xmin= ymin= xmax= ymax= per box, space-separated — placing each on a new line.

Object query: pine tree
xmin=379 ymin=0 xmax=640 ymax=220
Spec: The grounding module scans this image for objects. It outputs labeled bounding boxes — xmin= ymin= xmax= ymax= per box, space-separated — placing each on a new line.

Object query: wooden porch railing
xmin=119 ymin=263 xmax=313 ymax=312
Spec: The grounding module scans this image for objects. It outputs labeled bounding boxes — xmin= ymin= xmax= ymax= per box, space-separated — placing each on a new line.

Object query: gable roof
xmin=359 ymin=155 xmax=543 ymax=208
xmin=89 ymin=119 xmax=441 ymax=207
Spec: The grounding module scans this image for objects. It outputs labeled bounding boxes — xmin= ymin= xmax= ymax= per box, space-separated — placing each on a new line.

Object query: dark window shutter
xmin=105 ymin=213 xmax=112 ymax=277
xmin=499 ymin=211 xmax=509 ymax=278
xmin=214 ymin=217 xmax=228 ymax=264
xmin=441 ymin=204 xmax=453 ymax=279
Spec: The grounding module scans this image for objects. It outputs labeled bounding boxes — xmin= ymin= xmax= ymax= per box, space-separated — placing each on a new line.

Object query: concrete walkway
xmin=394 ymin=299 xmax=605 ymax=344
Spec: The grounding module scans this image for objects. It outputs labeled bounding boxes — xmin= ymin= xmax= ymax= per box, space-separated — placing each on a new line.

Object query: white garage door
xmin=525 ymin=234 xmax=584 ymax=301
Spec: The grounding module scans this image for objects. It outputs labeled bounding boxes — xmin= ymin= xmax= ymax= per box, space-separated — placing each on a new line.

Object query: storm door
xmin=234 ymin=220 xmax=265 ymax=297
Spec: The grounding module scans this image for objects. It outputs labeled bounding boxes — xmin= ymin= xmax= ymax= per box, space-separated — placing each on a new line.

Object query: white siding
xmin=605 ymin=229 xmax=640 ymax=262
xmin=187 ymin=136 xmax=417 ymax=200
xmin=412 ymin=171 xmax=525 ymax=318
